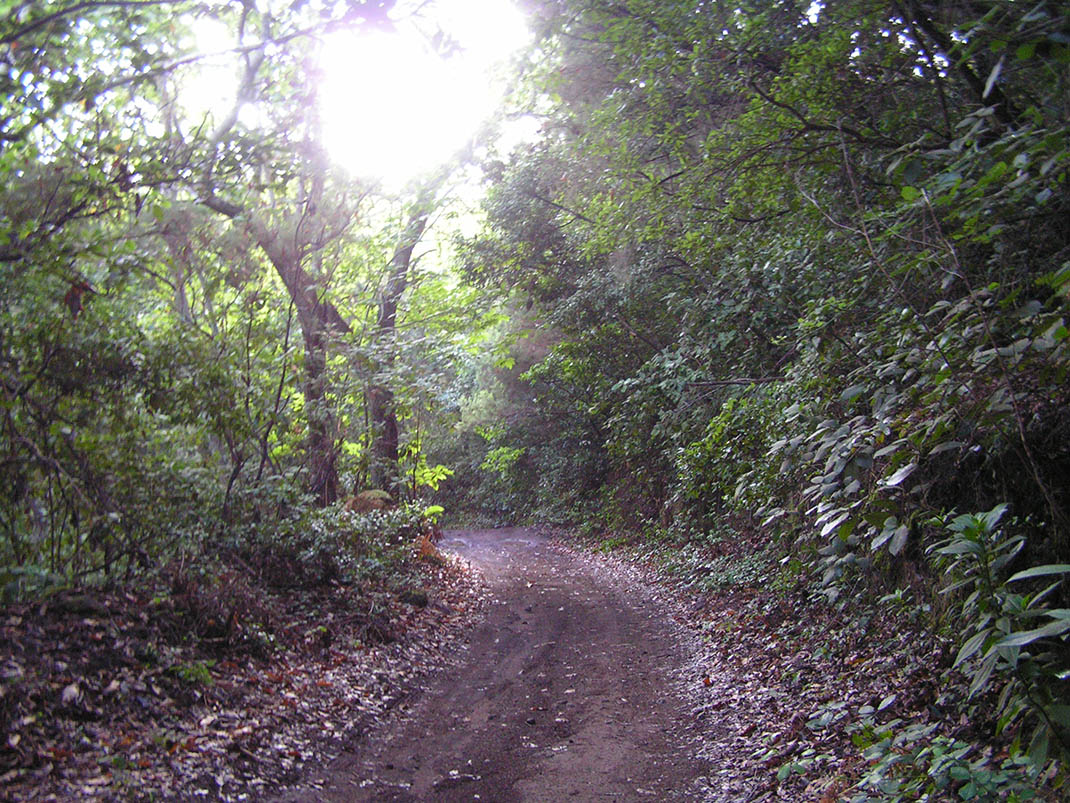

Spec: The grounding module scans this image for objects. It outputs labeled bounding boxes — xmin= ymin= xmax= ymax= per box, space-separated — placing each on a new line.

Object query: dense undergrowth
xmin=575 ymin=519 xmax=1066 ymax=799
xmin=3 ymin=0 xmax=1069 ymax=797
xmin=0 ymin=0 xmax=477 ymax=608
xmin=0 ymin=502 xmax=460 ymax=799
xmin=433 ymin=0 xmax=1070 ymax=797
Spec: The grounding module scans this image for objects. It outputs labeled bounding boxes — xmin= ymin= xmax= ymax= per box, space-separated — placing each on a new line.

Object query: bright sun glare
xmin=184 ymin=1 xmax=531 ymax=190
xmin=318 ymin=0 xmax=531 ymax=188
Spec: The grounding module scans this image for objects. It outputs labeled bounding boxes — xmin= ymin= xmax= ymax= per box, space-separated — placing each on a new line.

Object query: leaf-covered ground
xmin=583 ymin=538 xmax=1064 ymax=801
xmin=280 ymin=527 xmax=712 ymax=801
xmin=2 ymin=530 xmax=1063 ymax=801
xmin=0 ymin=549 xmax=487 ymax=802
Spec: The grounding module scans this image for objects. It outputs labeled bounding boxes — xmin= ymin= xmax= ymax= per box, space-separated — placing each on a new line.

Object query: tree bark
xmin=301 ymin=324 xmax=340 ymax=505
xmin=367 ymin=384 xmax=399 ymax=492
xmin=269 ymin=239 xmax=350 ymax=506
xmin=367 ymin=181 xmax=442 ymax=493
xmin=200 ymin=194 xmax=353 ymax=506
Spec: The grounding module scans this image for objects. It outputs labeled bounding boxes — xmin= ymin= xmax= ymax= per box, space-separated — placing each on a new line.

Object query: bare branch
xmin=688 ymin=377 xmax=785 ymax=387
xmin=528 ymin=191 xmax=595 ymax=224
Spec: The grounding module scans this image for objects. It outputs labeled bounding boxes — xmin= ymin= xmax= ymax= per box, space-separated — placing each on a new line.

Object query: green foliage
xmin=280 ymin=502 xmax=438 ymax=588
xmin=0 ymin=565 xmax=67 ymax=603
xmin=451 ymin=0 xmax=1070 ymax=790
xmin=668 ymin=547 xmax=772 ymax=593
xmin=401 ymin=437 xmax=456 ymax=496
xmin=0 ymin=0 xmax=498 ymax=595
xmin=675 ymin=390 xmax=793 ymax=529
xmin=595 ymin=534 xmax=629 ymax=554
xmin=421 ymin=504 xmax=445 ymax=524
xmin=930 ymin=505 xmax=1070 ymax=764
xmin=480 ymin=445 xmax=525 ymax=478
xmin=3 ymin=0 xmax=1068 ymax=787
xmin=167 ymin=659 xmax=215 ymax=687
xmin=849 ymin=723 xmax=1046 ymax=801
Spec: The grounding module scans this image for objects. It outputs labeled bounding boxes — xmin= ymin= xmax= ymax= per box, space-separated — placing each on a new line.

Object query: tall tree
xmin=367 ymin=172 xmax=454 ymax=491
xmin=182 ymin=2 xmax=378 ymax=504
xmin=0 ymin=0 xmax=400 ymax=581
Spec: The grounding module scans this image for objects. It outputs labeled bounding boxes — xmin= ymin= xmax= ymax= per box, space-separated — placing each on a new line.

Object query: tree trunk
xmin=200 ymin=194 xmax=352 ymax=506
xmin=367 ymin=384 xmax=399 ymax=492
xmin=276 ymin=251 xmax=350 ymax=506
xmin=366 ymin=184 xmax=440 ymax=494
xmin=302 ymin=325 xmax=340 ymax=506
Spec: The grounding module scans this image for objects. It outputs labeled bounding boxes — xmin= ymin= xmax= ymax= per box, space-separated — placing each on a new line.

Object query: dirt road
xmin=280 ymin=527 xmax=711 ymax=801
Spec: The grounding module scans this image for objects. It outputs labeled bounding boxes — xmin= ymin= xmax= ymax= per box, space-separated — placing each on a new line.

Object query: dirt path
xmin=277 ymin=527 xmax=712 ymax=801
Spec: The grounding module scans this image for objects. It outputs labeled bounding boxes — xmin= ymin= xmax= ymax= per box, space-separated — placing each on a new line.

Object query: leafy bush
xmin=849 ymin=723 xmax=1048 ymax=801
xmin=930 ymin=504 xmax=1070 ymax=765
xmin=675 ymin=390 xmax=795 ymax=531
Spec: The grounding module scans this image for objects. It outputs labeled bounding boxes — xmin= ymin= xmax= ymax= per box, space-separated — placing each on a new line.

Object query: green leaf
xmin=928 ymin=441 xmax=963 ymax=456
xmin=873 ymin=442 xmax=902 ymax=459
xmin=983 ymin=55 xmax=1004 ymax=99
xmin=1044 ymin=704 xmax=1070 ymax=729
xmin=840 ymin=384 xmax=866 ymax=403
xmin=1007 ymin=564 xmax=1070 ymax=583
xmin=882 ymin=462 xmax=917 ymax=487
xmin=937 ymin=540 xmax=984 ymax=557
xmin=968 ymin=651 xmax=999 ymax=697
xmin=421 ymin=504 xmax=445 ymax=523
xmin=888 ymin=524 xmax=910 ymax=556
xmin=871 ymin=517 xmax=898 ymax=551
xmin=955 ymin=629 xmax=990 ymax=667
xmin=1039 ymin=608 xmax=1070 ymax=618
xmin=994 ymin=618 xmax=1070 ymax=648
xmin=820 ymin=511 xmax=851 ymax=538
xmin=900 ymin=185 xmax=921 ymax=202
xmin=1028 ymin=724 xmax=1050 ymax=764
xmin=980 ymin=503 xmax=1009 ymax=530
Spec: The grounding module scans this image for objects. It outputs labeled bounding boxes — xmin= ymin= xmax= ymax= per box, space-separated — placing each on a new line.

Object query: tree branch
xmin=528 ymin=191 xmax=595 ymax=224
xmin=748 ymin=81 xmax=898 ymax=147
xmin=897 ymin=0 xmax=1020 ymax=128
xmin=0 ymin=0 xmax=185 ymax=45
xmin=688 ymin=377 xmax=785 ymax=387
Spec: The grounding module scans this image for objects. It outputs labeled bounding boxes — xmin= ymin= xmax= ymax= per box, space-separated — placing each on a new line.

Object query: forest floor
xmin=0 ymin=541 xmax=487 ymax=802
xmin=275 ymin=527 xmax=713 ymax=801
xmin=271 ymin=527 xmax=1051 ymax=801
xmin=2 ymin=527 xmax=1051 ymax=801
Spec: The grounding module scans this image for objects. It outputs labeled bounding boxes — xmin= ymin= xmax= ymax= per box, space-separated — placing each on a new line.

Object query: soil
xmin=276 ymin=527 xmax=714 ymax=801
xmin=0 ymin=544 xmax=487 ymax=802
xmin=8 ymin=526 xmax=1049 ymax=800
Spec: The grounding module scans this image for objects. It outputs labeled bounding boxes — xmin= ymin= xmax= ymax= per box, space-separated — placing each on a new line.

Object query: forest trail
xmin=277 ymin=527 xmax=711 ymax=801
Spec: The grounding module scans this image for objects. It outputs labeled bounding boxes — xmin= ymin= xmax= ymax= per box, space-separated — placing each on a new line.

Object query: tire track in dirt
xmin=278 ymin=527 xmax=711 ymax=801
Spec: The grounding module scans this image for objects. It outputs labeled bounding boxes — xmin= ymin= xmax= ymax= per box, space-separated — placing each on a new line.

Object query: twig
xmin=688 ymin=377 xmax=784 ymax=387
